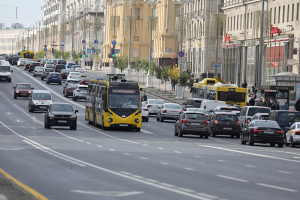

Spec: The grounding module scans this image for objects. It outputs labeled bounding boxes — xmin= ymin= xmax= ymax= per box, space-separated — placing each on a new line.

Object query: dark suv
xmin=12 ymin=56 xmax=21 ymax=66
xmin=44 ymin=103 xmax=78 ymax=130
xmin=182 ymin=98 xmax=203 ymax=111
xmin=268 ymin=111 xmax=300 ymax=133
xmin=29 ymin=62 xmax=41 ymax=72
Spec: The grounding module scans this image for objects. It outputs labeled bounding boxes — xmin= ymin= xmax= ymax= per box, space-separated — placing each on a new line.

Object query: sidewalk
xmin=85 ymin=65 xmax=192 ymax=104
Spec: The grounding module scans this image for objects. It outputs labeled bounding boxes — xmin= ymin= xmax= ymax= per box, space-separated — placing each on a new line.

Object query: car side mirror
xmin=143 ymin=95 xmax=147 ymax=101
xmin=11 ymin=70 xmax=13 ymax=72
xmin=31 ymin=87 xmax=34 ymax=89
xmin=13 ymin=87 xmax=16 ymax=89
xmin=75 ymin=110 xmax=78 ymax=113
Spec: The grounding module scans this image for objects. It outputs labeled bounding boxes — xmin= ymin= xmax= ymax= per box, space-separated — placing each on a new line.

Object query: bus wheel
xmin=136 ymin=128 xmax=141 ymax=132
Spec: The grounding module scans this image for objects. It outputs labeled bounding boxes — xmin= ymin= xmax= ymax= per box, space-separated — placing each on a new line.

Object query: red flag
xmin=272 ymin=62 xmax=278 ymax=67
xmin=172 ymin=54 xmax=175 ymax=59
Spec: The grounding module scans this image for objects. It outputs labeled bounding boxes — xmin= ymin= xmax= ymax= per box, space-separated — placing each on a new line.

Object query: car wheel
xmin=145 ymin=118 xmax=149 ymax=122
xmin=278 ymin=143 xmax=283 ymax=148
xmin=14 ymin=94 xmax=17 ymax=99
xmin=64 ymin=92 xmax=67 ymax=97
xmin=178 ymin=129 xmax=183 ymax=137
xmin=29 ymin=107 xmax=33 ymax=113
xmin=45 ymin=122 xmax=50 ymax=129
xmin=136 ymin=128 xmax=140 ymax=132
xmin=248 ymin=134 xmax=254 ymax=146
xmin=160 ymin=115 xmax=164 ymax=122
xmin=231 ymin=135 xmax=234 ymax=138
xmin=74 ymin=97 xmax=77 ymax=101
xmin=156 ymin=115 xmax=159 ymax=121
xmin=236 ymin=134 xmax=240 ymax=139
xmin=174 ymin=127 xmax=178 ymax=136
xmin=241 ymin=138 xmax=246 ymax=145
xmin=291 ymin=137 xmax=296 ymax=147
xmin=41 ymin=77 xmax=44 ymax=80
xmin=70 ymin=124 xmax=77 ymax=130
xmin=46 ymin=81 xmax=49 ymax=84
xmin=270 ymin=143 xmax=275 ymax=147
xmin=59 ymin=82 xmax=61 ymax=85
xmin=204 ymin=132 xmax=209 ymax=139
xmin=33 ymin=74 xmax=35 ymax=77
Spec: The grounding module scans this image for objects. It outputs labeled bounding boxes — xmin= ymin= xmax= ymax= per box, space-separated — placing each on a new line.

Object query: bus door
xmin=99 ymin=86 xmax=107 ymax=125
xmin=204 ymin=85 xmax=209 ymax=99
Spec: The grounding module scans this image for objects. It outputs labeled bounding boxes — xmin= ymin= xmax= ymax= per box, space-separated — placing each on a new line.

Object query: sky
xmin=0 ymin=0 xmax=45 ymax=28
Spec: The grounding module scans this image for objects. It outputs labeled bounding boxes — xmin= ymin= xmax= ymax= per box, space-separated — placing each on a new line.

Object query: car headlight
xmin=7 ymin=75 xmax=11 ymax=78
xmin=28 ymin=91 xmax=31 ymax=93
xmin=70 ymin=113 xmax=77 ymax=118
xmin=16 ymin=90 xmax=20 ymax=93
xmin=49 ymin=113 xmax=55 ymax=118
xmin=33 ymin=101 xmax=37 ymax=104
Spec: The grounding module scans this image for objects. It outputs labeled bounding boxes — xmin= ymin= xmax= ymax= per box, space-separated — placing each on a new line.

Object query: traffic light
xmin=52 ymin=48 xmax=55 ymax=53
xmin=82 ymin=50 xmax=87 ymax=57
xmin=111 ymin=48 xmax=115 ymax=58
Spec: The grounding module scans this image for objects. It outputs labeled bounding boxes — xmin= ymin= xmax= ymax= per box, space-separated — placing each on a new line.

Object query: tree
xmin=161 ymin=66 xmax=171 ymax=93
xmin=178 ymin=72 xmax=192 ymax=98
xmin=54 ymin=50 xmax=62 ymax=59
xmin=168 ymin=66 xmax=179 ymax=84
xmin=62 ymin=51 xmax=70 ymax=61
xmin=141 ymin=59 xmax=149 ymax=84
xmin=133 ymin=57 xmax=143 ymax=82
xmin=154 ymin=65 xmax=162 ymax=90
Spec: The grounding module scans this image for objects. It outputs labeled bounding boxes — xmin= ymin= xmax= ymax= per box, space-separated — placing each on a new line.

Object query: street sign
xmin=112 ymin=34 xmax=117 ymax=40
xmin=179 ymin=58 xmax=183 ymax=64
xmin=178 ymin=51 xmax=184 ymax=58
xmin=94 ymin=40 xmax=98 ymax=44
xmin=82 ymin=40 xmax=86 ymax=44
xmin=115 ymin=49 xmax=120 ymax=54
xmin=51 ymin=44 xmax=58 ymax=46
xmin=212 ymin=63 xmax=221 ymax=69
xmin=287 ymin=59 xmax=297 ymax=65
xmin=167 ymin=48 xmax=173 ymax=53
xmin=87 ymin=49 xmax=91 ymax=54
xmin=112 ymin=40 xmax=117 ymax=45
xmin=52 ymin=41 xmax=55 ymax=43
xmin=61 ymin=41 xmax=65 ymax=46
xmin=94 ymin=49 xmax=98 ymax=53
xmin=44 ymin=45 xmax=47 ymax=48
xmin=44 ymin=48 xmax=47 ymax=52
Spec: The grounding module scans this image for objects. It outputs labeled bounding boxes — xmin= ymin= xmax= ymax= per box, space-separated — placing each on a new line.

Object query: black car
xmin=64 ymin=86 xmax=75 ymax=97
xmin=60 ymin=69 xmax=72 ymax=79
xmin=44 ymin=103 xmax=78 ymax=130
xmin=29 ymin=62 xmax=41 ymax=72
xmin=55 ymin=64 xmax=66 ymax=72
xmin=241 ymin=120 xmax=284 ymax=147
xmin=7 ymin=56 xmax=13 ymax=64
xmin=12 ymin=56 xmax=21 ymax=66
xmin=268 ymin=110 xmax=300 ymax=134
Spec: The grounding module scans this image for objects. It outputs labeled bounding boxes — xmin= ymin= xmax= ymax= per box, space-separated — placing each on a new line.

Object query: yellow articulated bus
xmin=85 ymin=76 xmax=142 ymax=131
xmin=192 ymin=78 xmax=247 ymax=107
xmin=20 ymin=50 xmax=35 ymax=60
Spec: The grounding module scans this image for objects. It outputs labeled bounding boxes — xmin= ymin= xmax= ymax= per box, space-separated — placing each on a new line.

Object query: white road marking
xmin=0 ymin=148 xmax=24 ymax=151
xmin=143 ymin=144 xmax=148 ymax=146
xmin=199 ymin=145 xmax=300 ymax=163
xmin=160 ymin=162 xmax=168 ymax=165
xmin=86 ymin=142 xmax=91 ymax=144
xmin=157 ymin=147 xmax=164 ymax=149
xmin=109 ymin=149 xmax=115 ymax=151
xmin=184 ymin=168 xmax=194 ymax=171
xmin=163 ymin=123 xmax=167 ymax=125
xmin=255 ymin=183 xmax=298 ymax=192
xmin=120 ymin=171 xmax=131 ymax=175
xmin=174 ymin=151 xmax=181 ymax=153
xmin=132 ymin=175 xmax=144 ymax=179
xmin=196 ymin=193 xmax=218 ymax=199
xmin=140 ymin=157 xmax=147 ymax=160
xmin=71 ymin=190 xmax=144 ymax=197
xmin=159 ymin=183 xmax=175 ymax=187
xmin=216 ymin=175 xmax=249 ymax=182
xmin=144 ymin=179 xmax=158 ymax=183
xmin=278 ymin=171 xmax=291 ymax=174
xmin=124 ymin=153 xmax=130 ymax=155
xmin=245 ymin=165 xmax=255 ymax=168
xmin=194 ymin=155 xmax=202 ymax=158
xmin=217 ymin=160 xmax=226 ymax=162
xmin=177 ymin=188 xmax=195 ymax=193
xmin=97 ymin=145 xmax=102 ymax=147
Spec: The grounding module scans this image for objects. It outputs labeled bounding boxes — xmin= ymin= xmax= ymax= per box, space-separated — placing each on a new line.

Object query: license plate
xmin=223 ymin=128 xmax=232 ymax=130
xmin=21 ymin=94 xmax=27 ymax=96
xmin=39 ymin=106 xmax=46 ymax=108
xmin=53 ymin=78 xmax=57 ymax=79
xmin=1 ymin=78 xmax=6 ymax=80
xmin=264 ymin=131 xmax=273 ymax=134
xmin=119 ymin=124 xmax=128 ymax=127
xmin=191 ymin=123 xmax=200 ymax=125
xmin=58 ymin=120 xmax=67 ymax=123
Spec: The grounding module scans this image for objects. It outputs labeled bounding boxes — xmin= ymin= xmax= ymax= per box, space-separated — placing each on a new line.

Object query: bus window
xmin=218 ymin=91 xmax=246 ymax=102
xmin=207 ymin=90 xmax=216 ymax=100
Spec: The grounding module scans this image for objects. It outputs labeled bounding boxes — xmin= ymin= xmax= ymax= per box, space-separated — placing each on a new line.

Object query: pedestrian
xmin=271 ymin=101 xmax=280 ymax=110
xmin=282 ymin=102 xmax=289 ymax=110
xmin=87 ymin=60 xmax=89 ymax=67
xmin=171 ymin=79 xmax=176 ymax=91
xmin=249 ymin=96 xmax=255 ymax=106
xmin=295 ymin=99 xmax=300 ymax=111
xmin=229 ymin=80 xmax=233 ymax=84
xmin=257 ymin=98 xmax=264 ymax=106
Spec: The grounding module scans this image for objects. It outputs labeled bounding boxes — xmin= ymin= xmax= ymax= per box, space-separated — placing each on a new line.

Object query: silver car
xmin=157 ymin=103 xmax=182 ymax=122
xmin=33 ymin=67 xmax=44 ymax=77
xmin=44 ymin=61 xmax=55 ymax=68
xmin=146 ymin=99 xmax=164 ymax=115
xmin=41 ymin=68 xmax=55 ymax=80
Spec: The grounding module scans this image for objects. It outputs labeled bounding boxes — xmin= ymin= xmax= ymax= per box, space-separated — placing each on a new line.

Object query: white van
xmin=0 ymin=60 xmax=12 ymax=82
xmin=28 ymin=90 xmax=54 ymax=112
xmin=200 ymin=100 xmax=226 ymax=112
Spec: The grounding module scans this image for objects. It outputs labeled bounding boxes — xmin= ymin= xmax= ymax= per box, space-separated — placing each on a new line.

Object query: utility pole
xmin=26 ymin=29 xmax=30 ymax=50
xmin=110 ymin=0 xmax=117 ymax=74
xmin=214 ymin=0 xmax=220 ymax=77
xmin=126 ymin=0 xmax=134 ymax=80
xmin=81 ymin=4 xmax=87 ymax=69
xmin=32 ymin=26 xmax=35 ymax=52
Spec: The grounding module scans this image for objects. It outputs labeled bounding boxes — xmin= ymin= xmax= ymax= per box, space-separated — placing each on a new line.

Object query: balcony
xmin=184 ymin=10 xmax=205 ymax=19
xmin=223 ymin=0 xmax=243 ymax=8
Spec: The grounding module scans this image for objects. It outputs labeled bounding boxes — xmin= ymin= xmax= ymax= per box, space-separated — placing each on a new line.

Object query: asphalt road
xmin=0 ymin=66 xmax=300 ymax=200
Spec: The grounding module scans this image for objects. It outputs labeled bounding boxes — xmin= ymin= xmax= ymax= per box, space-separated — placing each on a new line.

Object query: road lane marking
xmin=70 ymin=190 xmax=144 ymax=197
xmin=196 ymin=193 xmax=218 ymax=199
xmin=199 ymin=145 xmax=300 ymax=163
xmin=216 ymin=175 xmax=249 ymax=182
xmin=160 ymin=162 xmax=168 ymax=165
xmin=194 ymin=155 xmax=202 ymax=157
xmin=157 ymin=147 xmax=164 ymax=149
xmin=0 ymin=121 xmax=219 ymax=200
xmin=177 ymin=188 xmax=195 ymax=193
xmin=140 ymin=157 xmax=147 ymax=160
xmin=278 ymin=171 xmax=291 ymax=174
xmin=174 ymin=151 xmax=181 ymax=153
xmin=245 ymin=165 xmax=255 ymax=168
xmin=86 ymin=142 xmax=91 ymax=144
xmin=97 ymin=145 xmax=102 ymax=147
xmin=217 ymin=160 xmax=226 ymax=162
xmin=0 ymin=168 xmax=49 ymax=200
xmin=144 ymin=179 xmax=158 ymax=183
xmin=160 ymin=183 xmax=175 ymax=187
xmin=109 ymin=149 xmax=115 ymax=151
xmin=184 ymin=168 xmax=194 ymax=171
xmin=143 ymin=144 xmax=148 ymax=146
xmin=255 ymin=183 xmax=298 ymax=192
xmin=124 ymin=153 xmax=130 ymax=155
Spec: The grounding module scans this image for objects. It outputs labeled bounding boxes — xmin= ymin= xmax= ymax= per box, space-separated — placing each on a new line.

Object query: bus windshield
xmin=108 ymin=88 xmax=139 ymax=109
xmin=218 ymin=91 xmax=246 ymax=102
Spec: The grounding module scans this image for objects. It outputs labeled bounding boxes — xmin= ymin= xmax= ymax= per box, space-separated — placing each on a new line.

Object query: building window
xmin=133 ymin=29 xmax=140 ymax=41
xmin=240 ymin=14 xmax=242 ymax=30
xmin=297 ymin=3 xmax=299 ymax=21
xmin=270 ymin=8 xmax=272 ymax=24
xmin=292 ymin=4 xmax=294 ymax=21
xmin=231 ymin=16 xmax=232 ymax=31
xmin=135 ymin=8 xmax=140 ymax=19
xmin=133 ymin=49 xmax=139 ymax=58
xmin=247 ymin=13 xmax=249 ymax=29
xmin=227 ymin=17 xmax=229 ymax=31
xmin=234 ymin=16 xmax=235 ymax=30
xmin=250 ymin=12 xmax=252 ymax=28
xmin=237 ymin=15 xmax=239 ymax=30
xmin=278 ymin=6 xmax=280 ymax=23
xmin=287 ymin=5 xmax=289 ymax=22
xmin=283 ymin=6 xmax=285 ymax=23
xmin=274 ymin=7 xmax=276 ymax=24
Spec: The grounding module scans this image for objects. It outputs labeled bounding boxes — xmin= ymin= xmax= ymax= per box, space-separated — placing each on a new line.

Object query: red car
xmin=13 ymin=83 xmax=34 ymax=99
xmin=80 ymin=77 xmax=90 ymax=85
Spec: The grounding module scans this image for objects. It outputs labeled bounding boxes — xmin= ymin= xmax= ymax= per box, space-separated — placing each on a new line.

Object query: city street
xmin=1 ymin=66 xmax=300 ymax=200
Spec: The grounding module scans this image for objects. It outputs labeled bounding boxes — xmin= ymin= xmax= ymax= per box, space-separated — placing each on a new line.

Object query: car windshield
xmin=45 ymin=69 xmax=54 ymax=72
xmin=149 ymin=100 xmax=164 ymax=104
xmin=220 ymin=108 xmax=239 ymax=112
xmin=16 ymin=84 xmax=31 ymax=89
xmin=277 ymin=112 xmax=300 ymax=122
xmin=187 ymin=108 xmax=207 ymax=114
xmin=50 ymin=74 xmax=60 ymax=77
xmin=185 ymin=113 xmax=205 ymax=120
xmin=76 ymin=68 xmax=85 ymax=71
xmin=248 ymin=107 xmax=270 ymax=116
xmin=82 ymin=77 xmax=90 ymax=80
xmin=68 ymin=63 xmax=76 ymax=65
xmin=165 ymin=104 xmax=181 ymax=109
xmin=20 ymin=58 xmax=27 ymax=61
xmin=217 ymin=114 xmax=238 ymax=121
xmin=255 ymin=121 xmax=280 ymax=128
xmin=193 ymin=101 xmax=202 ymax=108
xmin=62 ymin=69 xmax=71 ymax=73
xmin=33 ymin=93 xmax=51 ymax=100
xmin=50 ymin=104 xmax=73 ymax=112
xmin=0 ymin=57 xmax=4 ymax=60
xmin=108 ymin=88 xmax=139 ymax=109
xmin=0 ymin=66 xmax=10 ymax=72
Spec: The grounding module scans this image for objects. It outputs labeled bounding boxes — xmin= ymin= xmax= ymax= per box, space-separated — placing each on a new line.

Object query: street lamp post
xmin=145 ymin=0 xmax=161 ymax=88
xmin=31 ymin=26 xmax=35 ymax=52
xmin=173 ymin=0 xmax=193 ymax=99
xmin=36 ymin=21 xmax=41 ymax=52
xmin=81 ymin=4 xmax=88 ymax=69
xmin=93 ymin=0 xmax=102 ymax=71
xmin=108 ymin=0 xmax=118 ymax=74
xmin=26 ymin=29 xmax=30 ymax=50
xmin=10 ymin=38 xmax=13 ymax=55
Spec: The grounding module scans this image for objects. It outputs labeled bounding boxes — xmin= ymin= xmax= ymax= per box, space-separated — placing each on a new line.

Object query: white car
xmin=72 ymin=85 xmax=88 ymax=101
xmin=142 ymin=102 xmax=149 ymax=122
xmin=33 ymin=67 xmax=44 ymax=77
xmin=145 ymin=99 xmax=164 ymax=115
xmin=286 ymin=122 xmax=300 ymax=147
xmin=75 ymin=67 xmax=87 ymax=77
xmin=67 ymin=72 xmax=82 ymax=80
xmin=28 ymin=90 xmax=53 ymax=112
xmin=17 ymin=58 xmax=28 ymax=66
